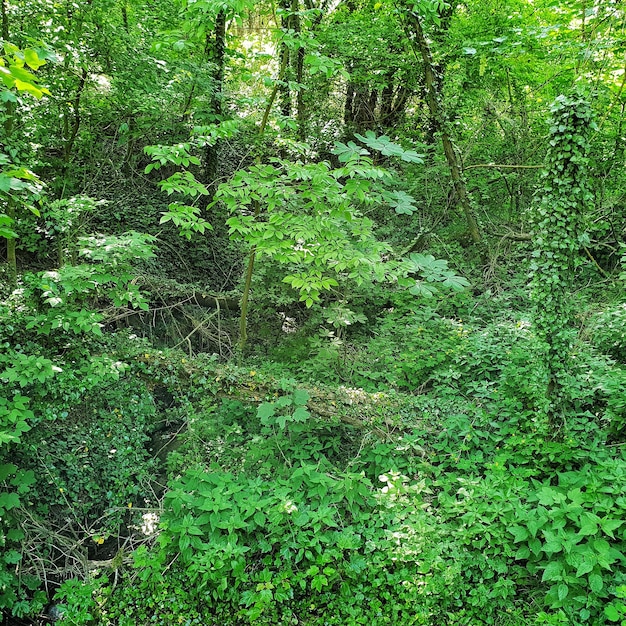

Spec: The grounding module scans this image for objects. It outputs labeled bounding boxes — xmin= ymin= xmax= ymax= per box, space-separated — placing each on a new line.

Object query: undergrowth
xmin=42 ymin=284 xmax=626 ymax=626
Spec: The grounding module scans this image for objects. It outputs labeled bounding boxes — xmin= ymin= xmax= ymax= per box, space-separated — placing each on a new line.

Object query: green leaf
xmin=579 ymin=512 xmax=599 ymax=536
xmin=542 ymin=561 xmax=563 ymax=582
xmin=605 ymin=604 xmax=622 ymax=622
xmin=275 ymin=396 xmax=293 ymax=408
xmin=515 ymin=545 xmax=530 ymax=560
xmin=0 ymin=463 xmax=17 ymax=481
xmin=292 ymin=406 xmax=310 ymax=422
xmin=0 ymin=491 xmax=20 ymax=512
xmin=575 ymin=560 xmax=594 ymax=577
xmin=311 ymin=574 xmax=328 ymax=591
xmin=6 ymin=528 xmax=24 ymax=541
xmin=293 ymin=511 xmax=310 ymax=527
xmin=24 ymin=49 xmax=46 ymax=70
xmin=589 ymin=573 xmax=603 ymax=593
xmin=3 ymin=549 xmax=21 ymax=564
xmin=257 ymin=403 xmax=275 ymax=422
xmin=0 ymin=174 xmax=13 ymax=192
xmin=600 ymin=518 xmax=623 ymax=538
xmin=293 ymin=389 xmax=310 ymax=406
xmin=509 ymin=525 xmax=529 ymax=543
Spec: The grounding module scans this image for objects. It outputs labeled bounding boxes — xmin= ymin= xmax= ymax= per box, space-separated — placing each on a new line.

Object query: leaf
xmin=257 ymin=403 xmax=275 ymax=422
xmin=442 ymin=275 xmax=471 ymax=291
xmin=0 ymin=463 xmax=17 ymax=481
xmin=509 ymin=525 xmax=529 ymax=543
xmin=575 ymin=560 xmax=594 ymax=577
xmin=0 ymin=90 xmax=16 ymax=102
xmin=515 ymin=545 xmax=530 ymax=560
xmin=8 ymin=65 xmax=37 ymax=83
xmin=556 ymin=583 xmax=568 ymax=601
xmin=0 ymin=491 xmax=20 ymax=512
xmin=605 ymin=604 xmax=622 ymax=622
xmin=409 ymin=282 xmax=439 ymax=298
xmin=14 ymin=78 xmax=46 ymax=98
xmin=384 ymin=190 xmax=417 ymax=215
xmin=275 ymin=396 xmax=293 ymax=408
xmin=589 ymin=573 xmax=603 ymax=593
xmin=292 ymin=406 xmax=310 ymax=422
xmin=24 ymin=49 xmax=45 ymax=70
xmin=0 ymin=174 xmax=13 ymax=192
xmin=527 ymin=515 xmax=547 ymax=538
xmin=537 ymin=486 xmax=557 ymax=506
xmin=3 ymin=549 xmax=21 ymax=564
xmin=292 ymin=511 xmax=310 ymax=527
xmin=293 ymin=389 xmax=309 ymax=405
xmin=311 ymin=574 xmax=328 ymax=591
xmin=600 ymin=518 xmax=623 ymax=538
xmin=354 ymin=131 xmax=423 ymax=163
xmin=579 ymin=512 xmax=599 ymax=536
xmin=542 ymin=561 xmax=563 ymax=582
xmin=332 ymin=140 xmax=369 ymax=163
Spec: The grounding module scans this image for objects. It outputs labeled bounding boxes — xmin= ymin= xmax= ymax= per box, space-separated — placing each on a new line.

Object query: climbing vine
xmin=530 ymin=92 xmax=595 ymax=422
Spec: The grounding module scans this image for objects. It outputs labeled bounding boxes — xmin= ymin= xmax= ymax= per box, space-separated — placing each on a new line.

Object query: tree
xmin=530 ymin=91 xmax=595 ymax=424
xmin=399 ymin=0 xmax=482 ymax=244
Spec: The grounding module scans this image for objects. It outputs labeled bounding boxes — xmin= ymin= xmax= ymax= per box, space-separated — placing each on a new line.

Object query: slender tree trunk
xmin=64 ymin=68 xmax=88 ymax=163
xmin=1 ymin=0 xmax=7 ymax=40
xmin=294 ymin=5 xmax=306 ymax=141
xmin=237 ymin=50 xmax=290 ymax=357
xmin=279 ymin=0 xmax=292 ymax=117
xmin=406 ymin=11 xmax=481 ymax=244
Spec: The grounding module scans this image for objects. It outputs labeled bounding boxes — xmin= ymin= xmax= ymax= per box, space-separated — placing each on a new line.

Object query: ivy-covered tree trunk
xmin=204 ymin=9 xmax=226 ymax=195
xmin=530 ymin=92 xmax=594 ymax=424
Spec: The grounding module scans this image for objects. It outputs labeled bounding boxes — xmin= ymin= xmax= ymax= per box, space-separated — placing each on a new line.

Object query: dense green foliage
xmin=2 ymin=0 xmax=626 ymax=624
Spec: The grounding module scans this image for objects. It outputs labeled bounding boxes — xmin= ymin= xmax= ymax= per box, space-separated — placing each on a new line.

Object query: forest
xmin=1 ymin=0 xmax=626 ymax=624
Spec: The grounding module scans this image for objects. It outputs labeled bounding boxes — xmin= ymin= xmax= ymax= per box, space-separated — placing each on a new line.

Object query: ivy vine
xmin=530 ymin=92 xmax=595 ymax=422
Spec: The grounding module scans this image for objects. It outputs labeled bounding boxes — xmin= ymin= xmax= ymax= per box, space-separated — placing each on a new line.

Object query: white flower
xmin=283 ymin=500 xmax=298 ymax=514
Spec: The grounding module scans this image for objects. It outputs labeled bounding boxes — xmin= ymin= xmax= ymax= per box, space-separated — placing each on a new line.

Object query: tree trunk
xmin=63 ymin=68 xmax=88 ymax=164
xmin=406 ymin=11 xmax=481 ymax=244
xmin=294 ymin=5 xmax=306 ymax=140
xmin=204 ymin=9 xmax=226 ymax=195
xmin=279 ymin=0 xmax=292 ymax=117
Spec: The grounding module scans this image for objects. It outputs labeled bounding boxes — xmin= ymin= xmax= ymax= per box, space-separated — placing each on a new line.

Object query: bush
xmin=589 ymin=303 xmax=626 ymax=362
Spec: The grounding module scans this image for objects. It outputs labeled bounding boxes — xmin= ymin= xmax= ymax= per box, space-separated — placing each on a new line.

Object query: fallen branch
xmin=219 ymin=383 xmax=404 ymax=438
xmin=136 ymin=357 xmax=422 ymax=438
